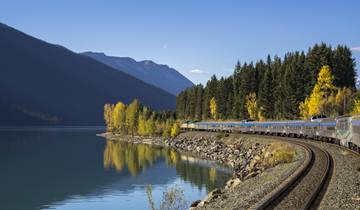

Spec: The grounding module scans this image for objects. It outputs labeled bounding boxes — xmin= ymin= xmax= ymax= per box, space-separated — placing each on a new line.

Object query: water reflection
xmin=103 ymin=141 xmax=180 ymax=175
xmin=0 ymin=130 xmax=231 ymax=210
xmin=103 ymin=140 xmax=231 ymax=191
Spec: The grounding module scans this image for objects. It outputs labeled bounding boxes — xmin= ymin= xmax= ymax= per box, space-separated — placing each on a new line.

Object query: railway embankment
xmin=299 ymin=140 xmax=360 ymax=210
xmin=102 ymin=131 xmax=307 ymax=209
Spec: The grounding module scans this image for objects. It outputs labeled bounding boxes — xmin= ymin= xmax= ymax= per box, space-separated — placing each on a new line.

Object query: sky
xmin=0 ymin=0 xmax=359 ymax=84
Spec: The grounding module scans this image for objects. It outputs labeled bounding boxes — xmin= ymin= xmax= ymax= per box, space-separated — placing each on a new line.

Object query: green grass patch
xmin=216 ymin=132 xmax=229 ymax=139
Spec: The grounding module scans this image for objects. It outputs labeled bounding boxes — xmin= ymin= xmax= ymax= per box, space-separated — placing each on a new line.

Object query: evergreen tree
xmin=332 ymin=45 xmax=356 ymax=88
xmin=194 ymin=85 xmax=204 ymax=120
xmin=258 ymin=66 xmax=274 ymax=119
xmin=174 ymin=43 xmax=357 ymax=121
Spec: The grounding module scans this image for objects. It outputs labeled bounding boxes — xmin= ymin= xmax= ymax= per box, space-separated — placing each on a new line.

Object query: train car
xmin=335 ymin=116 xmax=352 ymax=147
xmin=181 ymin=115 xmax=359 ymax=153
xmin=350 ymin=115 xmax=360 ymax=152
xmin=317 ymin=118 xmax=337 ymax=142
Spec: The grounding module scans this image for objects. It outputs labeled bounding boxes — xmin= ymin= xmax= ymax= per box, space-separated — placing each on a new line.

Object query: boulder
xmin=225 ymin=178 xmax=242 ymax=189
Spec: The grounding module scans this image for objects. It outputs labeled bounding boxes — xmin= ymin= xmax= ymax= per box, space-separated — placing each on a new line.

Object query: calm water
xmin=0 ymin=128 xmax=231 ymax=210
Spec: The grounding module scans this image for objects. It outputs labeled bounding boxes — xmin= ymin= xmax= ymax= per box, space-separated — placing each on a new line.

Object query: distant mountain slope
xmin=0 ymin=22 xmax=175 ymax=126
xmin=81 ymin=52 xmax=194 ymax=95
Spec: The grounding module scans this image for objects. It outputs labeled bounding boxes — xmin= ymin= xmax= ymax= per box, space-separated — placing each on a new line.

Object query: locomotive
xmin=181 ymin=115 xmax=360 ymax=153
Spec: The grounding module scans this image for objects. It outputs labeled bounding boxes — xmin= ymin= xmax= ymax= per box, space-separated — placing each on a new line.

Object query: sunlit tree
xmin=246 ymin=92 xmax=258 ymax=120
xmin=126 ymin=99 xmax=140 ymax=136
xmin=209 ymin=97 xmax=217 ymax=120
xmin=137 ymin=114 xmax=147 ymax=136
xmin=299 ymin=65 xmax=337 ymax=118
xmin=170 ymin=122 xmax=180 ymax=138
xmin=352 ymin=99 xmax=360 ymax=115
xmin=113 ymin=102 xmax=126 ymax=134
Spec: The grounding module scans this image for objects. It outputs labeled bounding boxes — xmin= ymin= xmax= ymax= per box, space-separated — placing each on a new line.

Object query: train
xmin=180 ymin=115 xmax=360 ymax=153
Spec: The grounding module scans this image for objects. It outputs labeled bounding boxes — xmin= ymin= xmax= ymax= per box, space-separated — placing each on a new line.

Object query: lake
xmin=0 ymin=127 xmax=231 ymax=210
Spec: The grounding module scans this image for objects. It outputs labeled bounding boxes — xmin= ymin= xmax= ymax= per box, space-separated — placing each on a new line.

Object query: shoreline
xmin=99 ymin=131 xmax=306 ymax=209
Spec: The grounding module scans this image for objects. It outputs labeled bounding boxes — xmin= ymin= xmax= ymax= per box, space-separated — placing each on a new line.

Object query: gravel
xmin=266 ymin=143 xmax=328 ymax=210
xmin=197 ymin=146 xmax=305 ymax=210
xmin=299 ymin=140 xmax=360 ymax=210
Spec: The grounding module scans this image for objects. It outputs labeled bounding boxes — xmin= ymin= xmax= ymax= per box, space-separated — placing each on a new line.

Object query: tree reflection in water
xmin=103 ymin=140 xmax=231 ymax=191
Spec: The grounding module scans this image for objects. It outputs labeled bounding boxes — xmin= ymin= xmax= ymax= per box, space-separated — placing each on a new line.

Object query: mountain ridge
xmin=0 ymin=22 xmax=175 ymax=126
xmin=81 ymin=51 xmax=194 ymax=95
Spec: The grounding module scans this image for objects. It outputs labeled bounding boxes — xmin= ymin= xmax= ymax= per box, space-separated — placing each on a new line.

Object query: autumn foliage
xmin=299 ymin=65 xmax=355 ymax=119
xmin=104 ymin=99 xmax=180 ymax=137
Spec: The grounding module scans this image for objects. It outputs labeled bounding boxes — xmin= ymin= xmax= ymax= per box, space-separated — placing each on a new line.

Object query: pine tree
xmin=332 ymin=45 xmax=356 ymax=88
xmin=258 ymin=67 xmax=274 ymax=119
xmin=194 ymin=85 xmax=203 ymax=120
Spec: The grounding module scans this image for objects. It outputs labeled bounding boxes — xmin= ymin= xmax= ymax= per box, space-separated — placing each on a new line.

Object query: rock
xmin=190 ymin=200 xmax=201 ymax=208
xmin=254 ymin=155 xmax=261 ymax=161
xmin=244 ymin=171 xmax=257 ymax=180
xmin=225 ymin=178 xmax=242 ymax=189
xmin=249 ymin=159 xmax=257 ymax=169
xmin=203 ymin=188 xmax=222 ymax=203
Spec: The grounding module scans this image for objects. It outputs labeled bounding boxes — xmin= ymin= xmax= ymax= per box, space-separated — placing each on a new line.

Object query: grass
xmin=146 ymin=185 xmax=188 ymax=210
xmin=216 ymin=132 xmax=229 ymax=139
xmin=265 ymin=142 xmax=296 ymax=167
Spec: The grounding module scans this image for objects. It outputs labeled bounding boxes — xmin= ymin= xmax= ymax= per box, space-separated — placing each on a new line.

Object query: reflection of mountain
xmin=0 ymin=131 xmax=230 ymax=210
xmin=103 ymin=140 xmax=231 ymax=191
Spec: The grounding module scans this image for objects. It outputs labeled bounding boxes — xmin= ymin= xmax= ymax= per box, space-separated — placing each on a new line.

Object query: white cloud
xmin=190 ymin=69 xmax=206 ymax=74
xmin=351 ymin=46 xmax=360 ymax=52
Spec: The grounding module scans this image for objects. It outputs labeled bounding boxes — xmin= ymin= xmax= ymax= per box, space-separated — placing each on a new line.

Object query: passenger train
xmin=180 ymin=115 xmax=360 ymax=153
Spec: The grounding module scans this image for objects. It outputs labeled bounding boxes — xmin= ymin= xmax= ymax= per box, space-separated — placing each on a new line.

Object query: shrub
xmin=265 ymin=142 xmax=296 ymax=167
xmin=146 ymin=185 xmax=188 ymax=210
xmin=216 ymin=132 xmax=229 ymax=139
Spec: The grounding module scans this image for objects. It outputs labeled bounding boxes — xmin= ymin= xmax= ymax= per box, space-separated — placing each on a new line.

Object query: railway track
xmin=251 ymin=136 xmax=332 ymax=210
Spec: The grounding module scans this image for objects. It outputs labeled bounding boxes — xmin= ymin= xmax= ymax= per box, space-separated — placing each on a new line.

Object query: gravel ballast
xmin=298 ymin=140 xmax=360 ymax=210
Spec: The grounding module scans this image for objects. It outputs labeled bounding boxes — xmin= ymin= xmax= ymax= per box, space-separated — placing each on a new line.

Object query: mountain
xmin=81 ymin=52 xmax=194 ymax=95
xmin=0 ymin=23 xmax=176 ymax=126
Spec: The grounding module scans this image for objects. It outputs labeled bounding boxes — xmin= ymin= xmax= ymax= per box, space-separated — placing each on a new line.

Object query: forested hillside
xmin=176 ymin=43 xmax=357 ymax=120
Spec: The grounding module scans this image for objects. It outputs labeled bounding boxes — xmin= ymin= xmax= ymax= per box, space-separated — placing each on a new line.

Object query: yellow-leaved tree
xmin=113 ymin=102 xmax=126 ymax=133
xmin=137 ymin=114 xmax=147 ymax=136
xmin=145 ymin=115 xmax=156 ymax=136
xmin=126 ymin=99 xmax=140 ymax=136
xmin=170 ymin=122 xmax=180 ymax=138
xmin=209 ymin=97 xmax=217 ymax=120
xmin=246 ymin=92 xmax=258 ymax=120
xmin=104 ymin=104 xmax=114 ymax=132
xmin=162 ymin=120 xmax=173 ymax=138
xmin=352 ymin=99 xmax=360 ymax=115
xmin=299 ymin=65 xmax=337 ymax=119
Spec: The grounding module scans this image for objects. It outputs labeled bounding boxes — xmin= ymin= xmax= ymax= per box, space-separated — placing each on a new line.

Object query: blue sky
xmin=0 ymin=0 xmax=359 ymax=84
